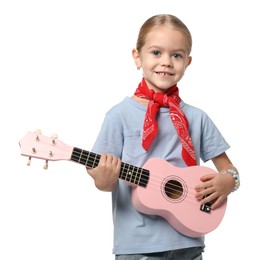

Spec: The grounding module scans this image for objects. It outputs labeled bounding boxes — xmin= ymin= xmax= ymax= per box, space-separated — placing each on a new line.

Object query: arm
xmin=195 ymin=152 xmax=239 ymax=209
xmin=86 ymin=108 xmax=124 ymax=192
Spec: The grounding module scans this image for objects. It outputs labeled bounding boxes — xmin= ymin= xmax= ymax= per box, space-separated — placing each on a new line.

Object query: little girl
xmin=87 ymin=14 xmax=239 ymax=260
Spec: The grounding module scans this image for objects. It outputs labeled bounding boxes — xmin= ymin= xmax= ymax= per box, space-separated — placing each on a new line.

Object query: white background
xmin=1 ymin=0 xmax=259 ymax=259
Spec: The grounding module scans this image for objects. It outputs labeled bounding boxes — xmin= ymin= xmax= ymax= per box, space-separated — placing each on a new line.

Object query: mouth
xmin=155 ymin=71 xmax=174 ymax=76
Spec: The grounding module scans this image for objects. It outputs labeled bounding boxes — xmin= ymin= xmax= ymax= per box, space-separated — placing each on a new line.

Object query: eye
xmin=172 ymin=53 xmax=182 ymax=59
xmin=152 ymin=50 xmax=161 ymax=56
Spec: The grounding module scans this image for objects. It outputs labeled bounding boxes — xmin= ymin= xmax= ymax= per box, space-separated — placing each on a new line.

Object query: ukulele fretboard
xmin=71 ymin=147 xmax=150 ymax=187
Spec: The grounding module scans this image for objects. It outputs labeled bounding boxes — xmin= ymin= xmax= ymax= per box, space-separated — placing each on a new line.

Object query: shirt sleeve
xmin=200 ymin=114 xmax=230 ymax=162
xmin=91 ymin=111 xmax=124 ymax=158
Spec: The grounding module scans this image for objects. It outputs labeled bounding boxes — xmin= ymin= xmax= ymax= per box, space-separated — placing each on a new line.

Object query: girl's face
xmin=133 ymin=25 xmax=192 ymax=93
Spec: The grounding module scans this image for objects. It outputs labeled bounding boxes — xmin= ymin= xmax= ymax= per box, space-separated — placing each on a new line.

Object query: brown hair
xmin=136 ymin=14 xmax=192 ymax=55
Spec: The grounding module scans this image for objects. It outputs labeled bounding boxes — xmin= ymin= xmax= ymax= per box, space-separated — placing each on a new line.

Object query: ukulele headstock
xmin=19 ymin=130 xmax=73 ymax=169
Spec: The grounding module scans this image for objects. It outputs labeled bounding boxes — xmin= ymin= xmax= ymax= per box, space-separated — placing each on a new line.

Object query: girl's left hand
xmin=194 ymin=173 xmax=235 ymax=210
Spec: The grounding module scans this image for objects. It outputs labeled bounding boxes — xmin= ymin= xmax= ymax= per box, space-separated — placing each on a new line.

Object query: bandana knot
xmin=134 ymin=78 xmax=197 ymax=167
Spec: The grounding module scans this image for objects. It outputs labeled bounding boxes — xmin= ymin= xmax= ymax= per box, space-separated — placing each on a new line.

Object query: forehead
xmin=144 ymin=25 xmax=189 ymax=51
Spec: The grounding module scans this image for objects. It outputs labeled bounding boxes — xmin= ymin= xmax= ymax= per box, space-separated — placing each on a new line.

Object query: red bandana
xmin=134 ymin=78 xmax=196 ymax=166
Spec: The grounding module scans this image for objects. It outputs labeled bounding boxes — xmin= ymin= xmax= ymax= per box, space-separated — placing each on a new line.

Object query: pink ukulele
xmin=19 ymin=131 xmax=227 ymax=238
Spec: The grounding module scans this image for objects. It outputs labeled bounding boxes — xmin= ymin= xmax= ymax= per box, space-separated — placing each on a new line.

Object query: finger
xmin=115 ymin=158 xmax=121 ymax=173
xmin=200 ymin=173 xmax=217 ymax=182
xmin=194 ymin=183 xmax=205 ymax=191
xmin=111 ymin=156 xmax=119 ymax=165
xmin=99 ymin=154 xmax=107 ymax=164
xmin=211 ymin=196 xmax=226 ymax=210
xmin=195 ymin=186 xmax=215 ymax=200
xmin=101 ymin=154 xmax=115 ymax=167
xmin=195 ymin=180 xmax=213 ymax=191
xmin=105 ymin=154 xmax=113 ymax=162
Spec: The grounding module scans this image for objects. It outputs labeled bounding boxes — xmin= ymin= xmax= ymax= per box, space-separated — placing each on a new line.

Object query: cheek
xmin=140 ymin=60 xmax=153 ymax=71
xmin=175 ymin=63 xmax=187 ymax=74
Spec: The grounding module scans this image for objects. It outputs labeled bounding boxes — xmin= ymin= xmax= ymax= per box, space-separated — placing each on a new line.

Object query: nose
xmin=161 ymin=55 xmax=173 ymax=68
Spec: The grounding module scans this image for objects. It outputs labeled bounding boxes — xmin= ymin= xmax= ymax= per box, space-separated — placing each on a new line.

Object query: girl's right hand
xmin=86 ymin=154 xmax=121 ymax=191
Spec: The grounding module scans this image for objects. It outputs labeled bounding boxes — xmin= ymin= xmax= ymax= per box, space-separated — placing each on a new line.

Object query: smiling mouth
xmin=156 ymin=72 xmax=174 ymax=76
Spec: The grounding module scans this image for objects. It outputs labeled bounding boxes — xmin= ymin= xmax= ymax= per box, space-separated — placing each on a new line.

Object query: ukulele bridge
xmin=200 ymin=195 xmax=212 ymax=213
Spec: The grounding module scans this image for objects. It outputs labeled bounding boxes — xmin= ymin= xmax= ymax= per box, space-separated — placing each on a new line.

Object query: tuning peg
xmin=27 ymin=157 xmax=32 ymax=166
xmin=51 ymin=133 xmax=58 ymax=139
xmin=34 ymin=129 xmax=42 ymax=135
xmin=43 ymin=160 xmax=48 ymax=170
xmin=34 ymin=129 xmax=42 ymax=141
xmin=51 ymin=133 xmax=58 ymax=145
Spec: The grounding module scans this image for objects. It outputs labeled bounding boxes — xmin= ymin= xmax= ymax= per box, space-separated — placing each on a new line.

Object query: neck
xmin=131 ymin=95 xmax=149 ymax=106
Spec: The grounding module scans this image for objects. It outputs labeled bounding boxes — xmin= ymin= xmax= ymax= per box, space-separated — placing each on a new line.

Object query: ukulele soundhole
xmin=162 ymin=176 xmax=187 ymax=203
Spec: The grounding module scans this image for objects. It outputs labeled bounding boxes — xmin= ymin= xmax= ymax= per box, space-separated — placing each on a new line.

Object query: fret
xmin=137 ymin=167 xmax=142 ymax=186
xmin=71 ymin=148 xmax=99 ymax=168
xmin=87 ymin=152 xmax=94 ymax=167
xmin=133 ymin=167 xmax=141 ymax=185
xmin=84 ymin=150 xmax=91 ymax=166
xmin=130 ymin=166 xmax=138 ymax=183
xmin=79 ymin=150 xmax=88 ymax=165
xmin=133 ymin=166 xmax=138 ymax=185
xmin=120 ymin=163 xmax=127 ymax=180
xmin=125 ymin=164 xmax=134 ymax=182
xmin=139 ymin=168 xmax=149 ymax=187
xmin=71 ymin=147 xmax=81 ymax=163
xmin=89 ymin=152 xmax=96 ymax=168
xmin=120 ymin=164 xmax=149 ymax=187
xmin=78 ymin=149 xmax=83 ymax=163
xmin=92 ymin=152 xmax=99 ymax=168
xmin=130 ymin=166 xmax=138 ymax=185
xmin=124 ymin=163 xmax=130 ymax=181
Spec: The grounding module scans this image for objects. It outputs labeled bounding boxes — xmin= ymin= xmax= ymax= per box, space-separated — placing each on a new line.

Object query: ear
xmin=186 ymin=56 xmax=192 ymax=67
xmin=183 ymin=56 xmax=192 ymax=76
xmin=132 ymin=48 xmax=142 ymax=68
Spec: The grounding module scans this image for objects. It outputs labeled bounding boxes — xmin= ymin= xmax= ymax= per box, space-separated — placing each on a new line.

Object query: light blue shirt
xmin=91 ymin=97 xmax=230 ymax=254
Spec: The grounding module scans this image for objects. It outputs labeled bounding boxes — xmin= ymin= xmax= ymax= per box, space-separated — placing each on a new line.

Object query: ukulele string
xmin=73 ymin=150 xmax=197 ymax=199
xmin=72 ymin=150 xmax=200 ymax=204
